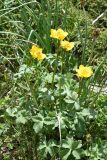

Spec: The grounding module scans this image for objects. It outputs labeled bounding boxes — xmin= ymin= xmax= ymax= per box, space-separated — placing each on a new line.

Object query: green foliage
xmin=0 ymin=0 xmax=107 ymax=160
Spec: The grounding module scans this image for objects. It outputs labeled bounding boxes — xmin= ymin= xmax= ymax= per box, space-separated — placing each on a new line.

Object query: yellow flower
xmin=50 ymin=29 xmax=58 ymax=39
xmin=50 ymin=28 xmax=68 ymax=40
xmin=57 ymin=29 xmax=68 ymax=40
xmin=60 ymin=40 xmax=74 ymax=51
xmin=36 ymin=52 xmax=46 ymax=60
xmin=76 ymin=65 xmax=93 ymax=78
xmin=30 ymin=45 xmax=46 ymax=61
xmin=30 ymin=45 xmax=42 ymax=58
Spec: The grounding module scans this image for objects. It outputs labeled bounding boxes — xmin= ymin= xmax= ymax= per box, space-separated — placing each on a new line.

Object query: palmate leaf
xmin=33 ymin=120 xmax=43 ymax=133
xmin=62 ymin=138 xmax=74 ymax=149
xmin=16 ymin=115 xmax=27 ymax=124
xmin=44 ymin=117 xmax=56 ymax=126
xmin=62 ymin=149 xmax=71 ymax=160
xmin=61 ymin=137 xmax=82 ymax=159
xmin=38 ymin=140 xmax=56 ymax=158
xmin=32 ymin=113 xmax=44 ymax=133
xmin=72 ymin=150 xmax=81 ymax=159
xmin=6 ymin=108 xmax=17 ymax=117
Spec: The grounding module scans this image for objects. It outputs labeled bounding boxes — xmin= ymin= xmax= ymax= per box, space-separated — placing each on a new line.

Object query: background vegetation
xmin=0 ymin=0 xmax=107 ymax=159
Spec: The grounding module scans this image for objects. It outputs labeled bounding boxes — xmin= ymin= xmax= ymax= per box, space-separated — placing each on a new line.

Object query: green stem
xmin=59 ymin=54 xmax=63 ymax=97
xmin=25 ymin=74 xmax=38 ymax=107
xmin=55 ymin=0 xmax=58 ymax=27
xmin=88 ymin=39 xmax=96 ymax=64
xmin=78 ymin=78 xmax=83 ymax=98
xmin=89 ymin=77 xmax=106 ymax=107
xmin=51 ymin=63 xmax=57 ymax=90
xmin=77 ymin=7 xmax=88 ymax=64
xmin=51 ymin=46 xmax=59 ymax=89
xmin=82 ymin=7 xmax=88 ymax=64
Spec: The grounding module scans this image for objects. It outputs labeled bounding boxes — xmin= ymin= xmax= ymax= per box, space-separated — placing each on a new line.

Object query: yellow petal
xmin=57 ymin=29 xmax=68 ymax=40
xmin=37 ymin=53 xmax=46 ymax=60
xmin=50 ymin=29 xmax=58 ymax=39
xmin=76 ymin=65 xmax=93 ymax=78
xmin=79 ymin=65 xmax=85 ymax=69
xmin=60 ymin=40 xmax=74 ymax=51
xmin=30 ymin=45 xmax=43 ymax=59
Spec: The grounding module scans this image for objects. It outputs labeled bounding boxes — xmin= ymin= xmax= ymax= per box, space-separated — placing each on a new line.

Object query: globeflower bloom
xmin=60 ymin=40 xmax=74 ymax=51
xmin=50 ymin=29 xmax=58 ymax=39
xmin=30 ymin=45 xmax=46 ymax=61
xmin=76 ymin=65 xmax=93 ymax=78
xmin=50 ymin=28 xmax=68 ymax=40
xmin=36 ymin=52 xmax=46 ymax=60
